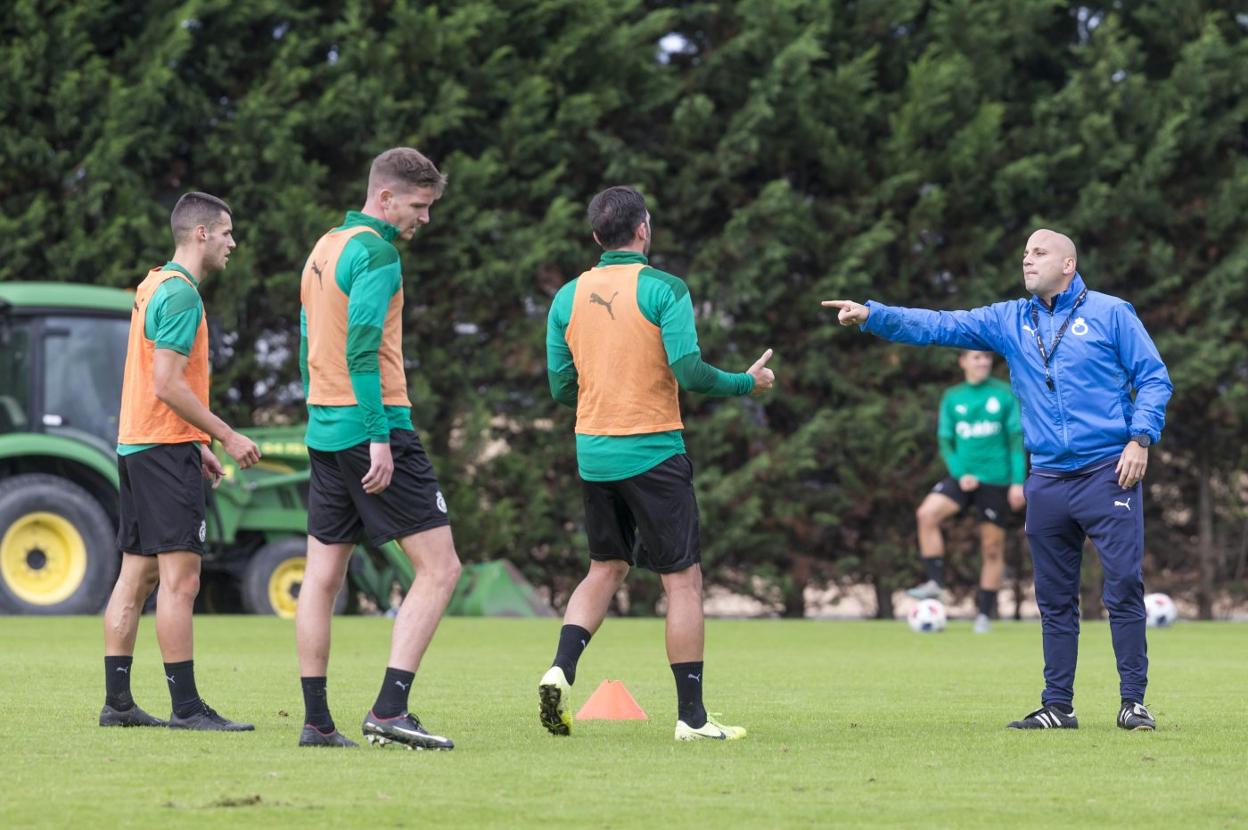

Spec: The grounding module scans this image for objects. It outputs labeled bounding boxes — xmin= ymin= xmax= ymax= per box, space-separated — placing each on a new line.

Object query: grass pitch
xmin=1 ymin=616 xmax=1244 ymax=829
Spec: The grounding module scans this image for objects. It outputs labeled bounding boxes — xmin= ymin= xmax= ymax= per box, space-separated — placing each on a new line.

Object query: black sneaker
xmin=168 ymin=700 xmax=254 ymax=732
xmin=299 ymin=724 xmax=359 ymax=747
xmin=1007 ymin=705 xmax=1079 ymax=729
xmin=361 ymin=710 xmax=454 ymax=750
xmin=1117 ymin=701 xmax=1156 ymax=731
xmin=99 ymin=702 xmax=167 ymax=728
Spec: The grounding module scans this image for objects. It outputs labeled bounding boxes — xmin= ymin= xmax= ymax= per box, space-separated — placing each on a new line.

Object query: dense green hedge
xmin=2 ymin=1 xmax=1244 ymax=615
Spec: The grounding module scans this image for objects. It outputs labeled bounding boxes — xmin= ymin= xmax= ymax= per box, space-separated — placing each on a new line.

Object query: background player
xmin=907 ymin=350 xmax=1026 ymax=633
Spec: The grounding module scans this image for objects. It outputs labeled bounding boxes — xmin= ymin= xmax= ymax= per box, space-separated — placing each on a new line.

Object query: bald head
xmin=1031 ymin=228 xmax=1076 ymax=262
xmin=1023 ymin=228 xmax=1078 ymax=301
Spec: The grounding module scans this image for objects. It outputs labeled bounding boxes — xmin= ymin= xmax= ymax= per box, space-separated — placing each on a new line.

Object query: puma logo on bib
xmin=589 ymin=291 xmax=619 ymax=320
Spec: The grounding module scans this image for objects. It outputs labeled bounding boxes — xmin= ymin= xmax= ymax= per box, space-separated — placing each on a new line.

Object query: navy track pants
xmin=1025 ymin=460 xmax=1147 ymax=707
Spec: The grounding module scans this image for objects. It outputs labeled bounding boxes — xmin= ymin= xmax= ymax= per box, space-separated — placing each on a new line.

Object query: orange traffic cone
xmin=575 ymin=680 xmax=648 ymax=720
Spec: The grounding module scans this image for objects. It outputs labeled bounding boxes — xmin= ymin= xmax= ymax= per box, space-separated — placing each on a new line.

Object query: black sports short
xmin=930 ymin=476 xmax=1010 ymax=527
xmin=581 ymin=453 xmax=700 ymax=574
xmin=116 ymin=442 xmax=207 ymax=556
xmin=307 ymin=429 xmax=449 ymax=547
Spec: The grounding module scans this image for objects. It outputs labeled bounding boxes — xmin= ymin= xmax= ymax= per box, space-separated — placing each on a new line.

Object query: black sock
xmin=301 ymin=676 xmax=334 ymax=732
xmin=671 ymin=661 xmax=707 ymax=728
xmin=104 ymin=656 xmax=134 ymax=710
xmin=372 ymin=667 xmax=415 ymax=719
xmin=163 ymin=660 xmax=200 ymax=718
xmin=976 ymin=589 xmax=997 ymax=618
xmin=552 ymin=624 xmax=592 ymax=685
xmin=1050 ymin=701 xmax=1074 ymax=715
xmin=923 ymin=557 xmax=945 ymax=586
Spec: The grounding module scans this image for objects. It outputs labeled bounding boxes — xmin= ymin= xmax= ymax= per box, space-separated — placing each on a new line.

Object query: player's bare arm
xmin=152 ymin=348 xmax=259 ymax=468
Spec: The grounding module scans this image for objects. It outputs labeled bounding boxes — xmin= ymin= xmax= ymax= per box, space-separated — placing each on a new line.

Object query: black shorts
xmin=116 ymin=443 xmax=206 ymax=556
xmin=930 ymin=477 xmax=1010 ymax=527
xmin=307 ymin=429 xmax=449 ymax=547
xmin=581 ymin=453 xmax=700 ymax=574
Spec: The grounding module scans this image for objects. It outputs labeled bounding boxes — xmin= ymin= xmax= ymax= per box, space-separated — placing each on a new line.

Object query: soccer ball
xmin=908 ymin=599 xmax=947 ymax=633
xmin=1144 ymin=593 xmax=1178 ymax=628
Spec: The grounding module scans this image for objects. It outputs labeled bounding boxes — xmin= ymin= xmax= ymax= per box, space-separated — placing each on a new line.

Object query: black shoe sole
xmin=168 ymin=719 xmax=255 ymax=732
xmin=539 ymin=684 xmax=570 ymax=736
xmin=99 ymin=706 xmax=167 ymax=728
xmin=299 ymin=728 xmax=358 ymax=748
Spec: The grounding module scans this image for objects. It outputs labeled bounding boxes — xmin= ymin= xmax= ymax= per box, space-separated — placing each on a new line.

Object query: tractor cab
xmin=0 ymin=282 xmax=325 ymax=616
xmin=0 ymin=283 xmax=131 ymax=456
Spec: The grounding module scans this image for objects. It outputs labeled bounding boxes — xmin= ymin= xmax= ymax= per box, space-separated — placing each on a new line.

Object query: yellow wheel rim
xmin=267 ymin=557 xmax=305 ymax=619
xmin=0 ymin=511 xmax=88 ymax=605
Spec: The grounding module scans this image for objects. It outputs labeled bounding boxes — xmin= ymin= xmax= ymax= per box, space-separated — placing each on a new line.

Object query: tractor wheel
xmin=241 ymin=536 xmax=348 ymax=618
xmin=0 ymin=474 xmax=118 ymax=614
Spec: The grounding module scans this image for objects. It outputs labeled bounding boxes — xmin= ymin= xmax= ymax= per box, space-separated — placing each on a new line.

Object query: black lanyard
xmin=1030 ymin=288 xmax=1087 ymax=391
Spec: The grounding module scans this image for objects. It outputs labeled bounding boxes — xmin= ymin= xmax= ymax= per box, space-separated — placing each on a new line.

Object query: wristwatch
xmin=1131 ymin=434 xmax=1151 ymax=448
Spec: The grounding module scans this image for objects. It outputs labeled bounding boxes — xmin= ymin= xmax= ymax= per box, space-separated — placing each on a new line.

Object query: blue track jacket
xmin=861 ymin=273 xmax=1173 ymax=471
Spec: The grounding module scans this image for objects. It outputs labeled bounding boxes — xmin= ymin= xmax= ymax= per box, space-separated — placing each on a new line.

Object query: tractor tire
xmin=241 ymin=536 xmax=348 ymax=618
xmin=0 ymin=474 xmax=119 ymax=614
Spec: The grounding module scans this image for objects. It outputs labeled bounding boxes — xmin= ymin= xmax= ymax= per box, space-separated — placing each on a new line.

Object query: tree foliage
xmin=2 ymin=0 xmax=1244 ymax=615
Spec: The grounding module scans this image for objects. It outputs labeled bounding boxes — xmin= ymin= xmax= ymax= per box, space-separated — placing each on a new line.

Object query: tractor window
xmin=40 ymin=315 xmax=129 ymax=453
xmin=0 ymin=318 xmax=33 ymax=433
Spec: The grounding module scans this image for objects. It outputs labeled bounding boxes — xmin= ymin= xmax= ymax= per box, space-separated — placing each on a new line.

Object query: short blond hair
xmin=368 ymin=148 xmax=447 ymax=197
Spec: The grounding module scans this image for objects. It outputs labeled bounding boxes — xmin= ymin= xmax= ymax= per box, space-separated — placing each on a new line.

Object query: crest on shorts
xmin=198 ymin=520 xmax=207 ymax=543
xmin=436 ymin=490 xmax=447 ymax=514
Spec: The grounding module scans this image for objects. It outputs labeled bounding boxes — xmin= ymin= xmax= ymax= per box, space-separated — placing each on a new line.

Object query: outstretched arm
xmin=821 ymin=299 xmax=1008 ymax=354
xmin=657 ymin=276 xmax=773 ymax=396
xmin=671 ymin=349 xmax=774 ymax=396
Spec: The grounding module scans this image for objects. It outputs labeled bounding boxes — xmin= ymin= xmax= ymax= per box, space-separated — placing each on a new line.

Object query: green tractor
xmin=0 ymin=281 xmax=343 ymax=617
xmin=0 ymin=282 xmax=554 ymax=619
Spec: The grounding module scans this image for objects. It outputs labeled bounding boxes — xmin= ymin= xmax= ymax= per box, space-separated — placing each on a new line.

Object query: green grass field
xmin=1 ymin=616 xmax=1244 ymax=829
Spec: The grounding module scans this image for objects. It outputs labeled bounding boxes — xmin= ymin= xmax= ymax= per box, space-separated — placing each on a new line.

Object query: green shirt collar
xmin=597 ymin=250 xmax=648 ymax=267
xmin=161 ymin=261 xmax=199 ymax=288
xmin=343 ymin=210 xmax=400 ymax=242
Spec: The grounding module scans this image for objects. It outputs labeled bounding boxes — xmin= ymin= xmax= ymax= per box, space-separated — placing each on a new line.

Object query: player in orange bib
xmin=294 ymin=148 xmax=460 ymax=750
xmin=539 ymin=186 xmax=775 ymax=741
xmin=100 ymin=192 xmax=261 ymax=731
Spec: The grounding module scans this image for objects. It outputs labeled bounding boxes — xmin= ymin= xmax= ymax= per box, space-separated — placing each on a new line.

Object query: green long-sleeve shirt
xmin=300 ymin=211 xmax=413 ymax=451
xmin=937 ymin=377 xmax=1025 ymax=485
xmin=546 ymin=251 xmax=754 ymax=481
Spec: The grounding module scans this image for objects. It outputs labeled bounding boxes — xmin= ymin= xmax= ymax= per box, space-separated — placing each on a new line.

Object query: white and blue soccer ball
xmin=1144 ymin=592 xmax=1178 ymax=628
xmin=908 ymin=599 xmax=947 ymax=633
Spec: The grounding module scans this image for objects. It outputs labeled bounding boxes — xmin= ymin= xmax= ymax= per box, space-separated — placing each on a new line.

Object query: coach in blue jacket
xmin=824 ymin=228 xmax=1173 ymax=732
